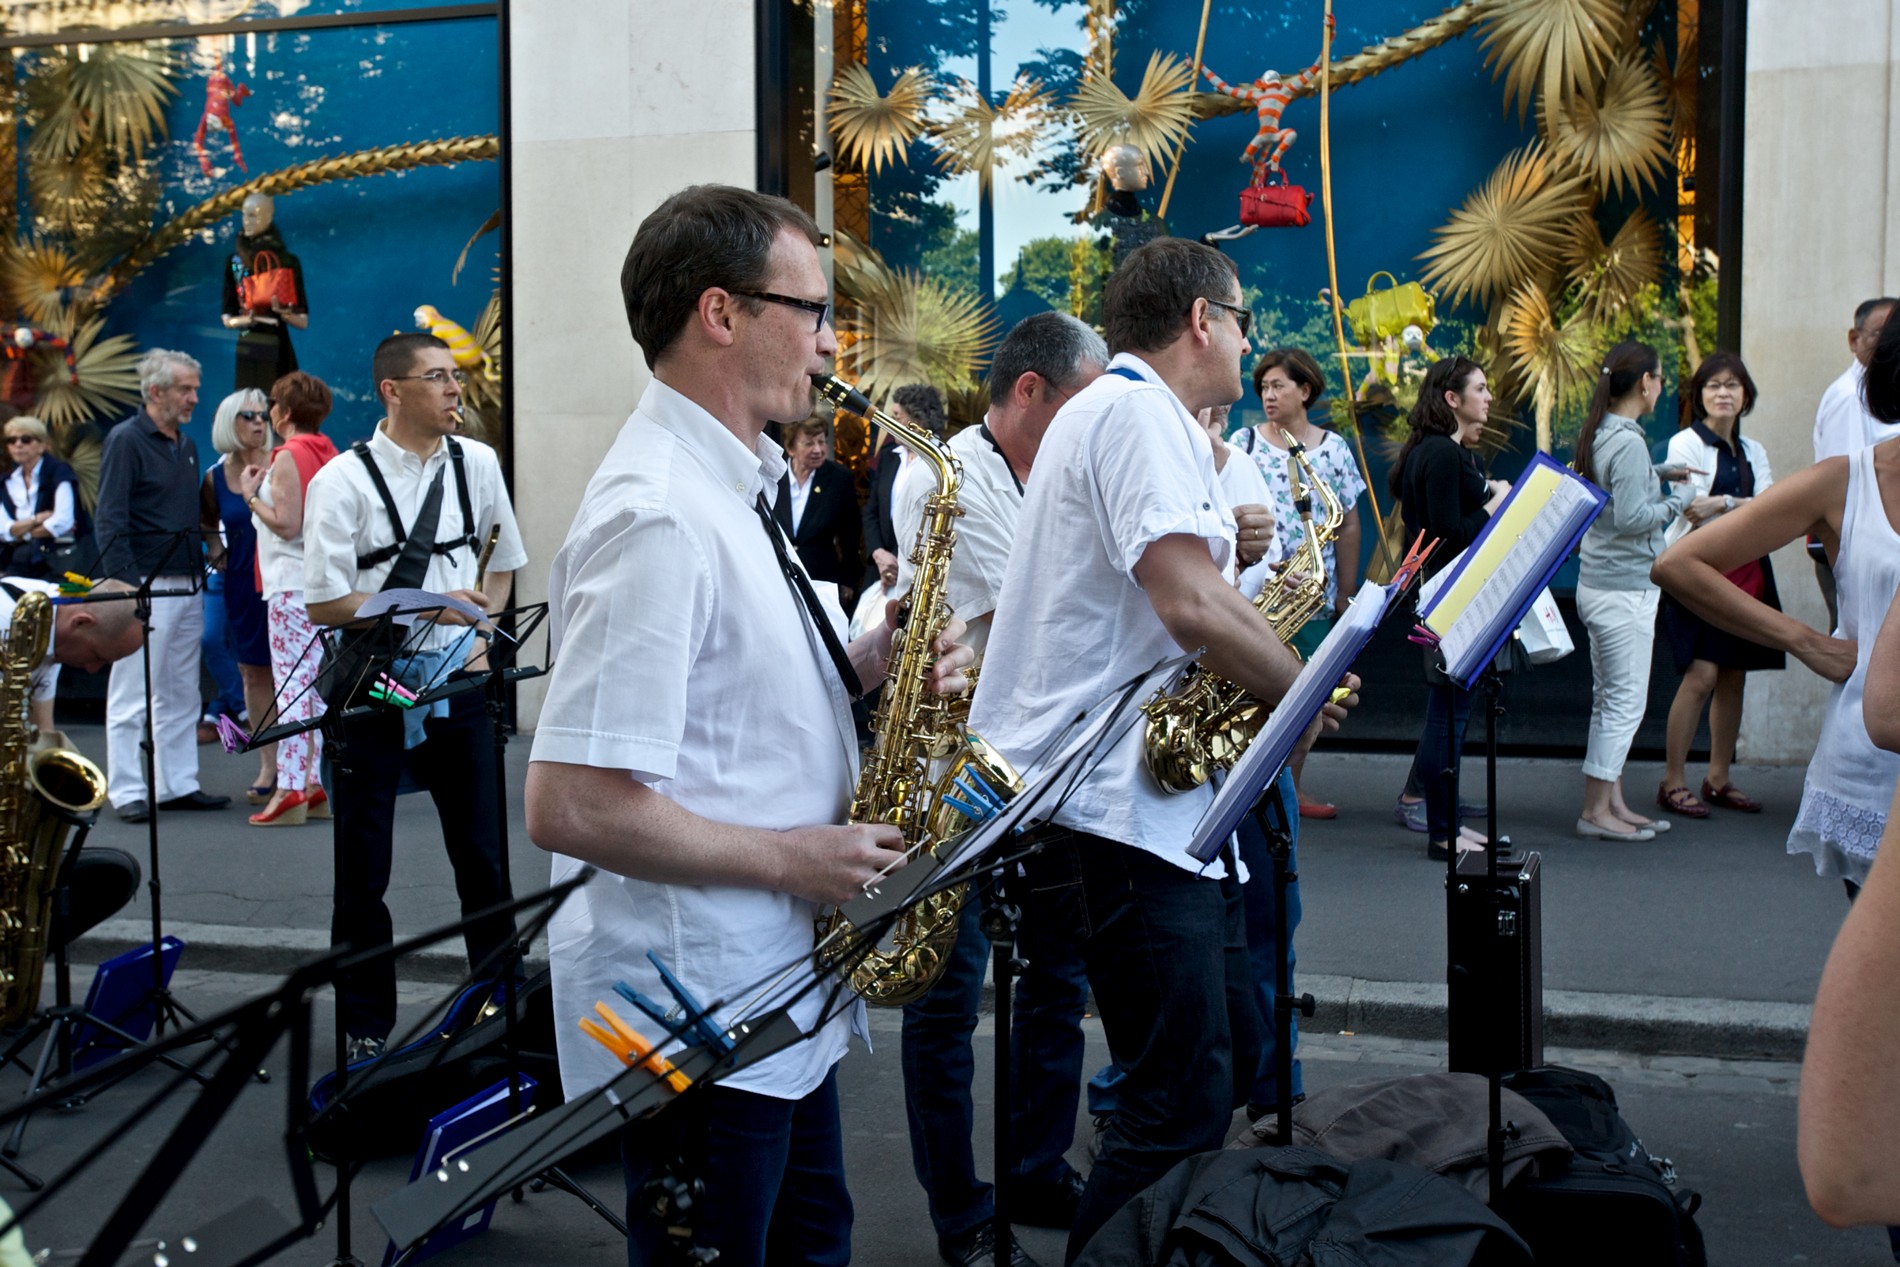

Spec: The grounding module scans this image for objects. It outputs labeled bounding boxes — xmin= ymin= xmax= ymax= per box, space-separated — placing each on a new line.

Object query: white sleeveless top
xmin=1789 ymin=440 xmax=1900 ymax=885
xmin=251 ymin=456 xmax=304 ymax=596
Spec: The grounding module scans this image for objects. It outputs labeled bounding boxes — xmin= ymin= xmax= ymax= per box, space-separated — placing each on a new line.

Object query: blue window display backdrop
xmin=855 ymin=0 xmax=1685 ymax=551
xmin=44 ymin=10 xmax=500 ymax=453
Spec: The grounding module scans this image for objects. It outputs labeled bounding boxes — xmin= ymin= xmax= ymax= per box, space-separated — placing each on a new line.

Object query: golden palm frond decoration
xmin=839 ymin=268 xmax=1000 ymax=401
xmin=1476 ymin=0 xmax=1623 ymax=118
xmin=1418 ymin=144 xmax=1592 ymax=308
xmin=0 ymin=239 xmax=89 ymax=333
xmin=26 ymin=145 xmax=111 ymax=240
xmin=1565 ymin=208 xmax=1661 ymax=321
xmin=1541 ymin=50 xmax=1669 ymax=197
xmin=68 ymin=44 xmax=175 ymax=160
xmin=1653 ymin=29 xmax=1696 ymax=146
xmin=1070 ymin=50 xmax=1197 ymax=176
xmin=456 ymin=293 xmax=505 ymax=449
xmin=23 ymin=63 xmax=90 ymax=160
xmin=32 ymin=317 xmax=141 ymax=442
xmin=1500 ymin=281 xmax=1597 ymax=453
xmin=55 ymin=426 xmax=102 ymax=514
xmin=827 ymin=64 xmax=931 ymax=175
xmin=931 ymin=75 xmax=1055 ymax=190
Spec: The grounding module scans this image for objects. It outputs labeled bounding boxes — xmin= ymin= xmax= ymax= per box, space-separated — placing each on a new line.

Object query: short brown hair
xmin=783 ymin=414 xmax=830 ymax=444
xmin=1253 ymin=348 xmax=1326 ymax=410
xmin=620 ymin=184 xmax=824 ymax=371
xmin=1102 ymin=237 xmax=1238 ymax=356
xmin=270 ymin=371 xmax=333 ymax=433
xmin=372 ymin=333 xmax=448 ymax=405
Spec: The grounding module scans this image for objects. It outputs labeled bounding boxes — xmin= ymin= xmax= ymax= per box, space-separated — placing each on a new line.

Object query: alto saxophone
xmin=0 ymin=590 xmax=106 ymax=1026
xmin=1141 ymin=430 xmax=1345 ymax=793
xmin=811 ymin=374 xmax=1022 ymax=1007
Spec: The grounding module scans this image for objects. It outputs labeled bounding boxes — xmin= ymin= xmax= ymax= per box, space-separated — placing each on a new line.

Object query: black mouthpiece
xmin=812 ymin=373 xmax=873 ymax=418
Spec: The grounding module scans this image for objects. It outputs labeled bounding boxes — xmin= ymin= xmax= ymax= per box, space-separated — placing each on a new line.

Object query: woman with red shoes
xmin=236 ymin=371 xmax=339 ymax=826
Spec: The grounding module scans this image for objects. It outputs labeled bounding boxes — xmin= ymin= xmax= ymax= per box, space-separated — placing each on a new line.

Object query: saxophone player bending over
xmin=969 ymin=238 xmax=1359 ymax=1262
xmin=525 ymin=184 xmax=972 ymax=1267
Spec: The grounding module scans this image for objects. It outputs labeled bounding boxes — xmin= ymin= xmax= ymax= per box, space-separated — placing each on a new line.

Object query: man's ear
xmin=696 ymin=288 xmax=741 ymax=349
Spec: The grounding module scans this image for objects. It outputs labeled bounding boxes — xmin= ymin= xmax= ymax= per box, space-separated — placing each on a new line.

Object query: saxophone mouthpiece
xmin=812 ymin=373 xmax=873 ymax=418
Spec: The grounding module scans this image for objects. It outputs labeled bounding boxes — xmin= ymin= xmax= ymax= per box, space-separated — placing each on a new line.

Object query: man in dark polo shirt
xmin=95 ymin=349 xmax=229 ymax=823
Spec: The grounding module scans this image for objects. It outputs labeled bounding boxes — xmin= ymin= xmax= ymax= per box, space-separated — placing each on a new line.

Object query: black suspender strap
xmin=753 ymin=495 xmax=864 ymax=701
xmin=978 ymin=424 xmax=1025 ymax=498
xmin=0 ymin=583 xmax=23 ymax=601
xmin=353 ymin=438 xmax=483 ymax=571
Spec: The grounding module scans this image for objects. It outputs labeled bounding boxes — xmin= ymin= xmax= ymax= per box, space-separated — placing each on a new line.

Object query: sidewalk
xmin=63 ymin=724 xmax=1838 ymax=1061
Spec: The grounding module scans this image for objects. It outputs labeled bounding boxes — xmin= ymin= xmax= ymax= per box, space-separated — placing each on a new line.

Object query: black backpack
xmin=1497 ymin=1066 xmax=1707 ymax=1267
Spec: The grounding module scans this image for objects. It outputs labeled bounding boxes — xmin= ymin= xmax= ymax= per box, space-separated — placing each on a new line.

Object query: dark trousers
xmin=330 ymin=687 xmax=514 ymax=1040
xmin=620 ymin=1068 xmax=851 ymax=1267
xmin=1412 ymin=680 xmax=1474 ymax=841
xmin=1017 ymin=828 xmax=1259 ymax=1264
xmin=1237 ymin=769 xmax=1302 ymax=1107
xmin=900 ymin=893 xmax=1089 ymax=1239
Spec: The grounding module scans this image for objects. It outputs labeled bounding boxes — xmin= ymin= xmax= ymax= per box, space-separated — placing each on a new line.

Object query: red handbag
xmin=240 ymin=250 xmax=298 ymax=313
xmin=1239 ymin=166 xmax=1313 ymax=229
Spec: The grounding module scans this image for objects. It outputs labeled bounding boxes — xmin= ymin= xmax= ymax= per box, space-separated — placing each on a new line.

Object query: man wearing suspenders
xmin=302 ymin=332 xmax=528 ymax=1064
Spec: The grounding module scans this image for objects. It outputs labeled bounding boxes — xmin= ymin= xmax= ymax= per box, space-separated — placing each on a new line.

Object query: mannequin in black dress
xmin=221 ymin=193 xmax=309 ymax=392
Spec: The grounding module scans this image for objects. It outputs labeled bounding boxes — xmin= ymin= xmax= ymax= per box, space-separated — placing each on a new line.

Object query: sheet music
xmin=1188 ymin=579 xmax=1392 ymax=863
xmin=1422 ymin=460 xmax=1601 ymax=683
xmin=357 ymin=587 xmax=487 ymax=625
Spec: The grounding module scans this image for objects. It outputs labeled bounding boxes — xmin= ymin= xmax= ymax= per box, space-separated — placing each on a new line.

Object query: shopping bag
xmin=1514 ymin=587 xmax=1573 ymax=665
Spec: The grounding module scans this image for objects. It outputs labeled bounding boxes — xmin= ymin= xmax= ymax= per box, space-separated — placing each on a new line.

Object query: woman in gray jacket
xmin=1572 ymin=341 xmax=1695 ymax=840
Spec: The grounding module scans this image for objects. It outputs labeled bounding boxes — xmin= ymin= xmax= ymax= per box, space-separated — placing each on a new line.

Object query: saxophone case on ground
xmin=809 ymin=374 xmax=1022 ymax=1007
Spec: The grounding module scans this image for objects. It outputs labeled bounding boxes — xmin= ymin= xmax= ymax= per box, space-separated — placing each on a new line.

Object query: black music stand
xmin=0 ymin=874 xmax=589 ymax=1267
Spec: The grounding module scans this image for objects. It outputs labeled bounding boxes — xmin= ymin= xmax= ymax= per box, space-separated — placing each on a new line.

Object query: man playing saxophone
xmin=525 ymin=184 xmax=972 ymax=1267
xmin=887 ymin=312 xmax=1106 ymax=1267
xmin=969 ymin=238 xmax=1358 ymax=1261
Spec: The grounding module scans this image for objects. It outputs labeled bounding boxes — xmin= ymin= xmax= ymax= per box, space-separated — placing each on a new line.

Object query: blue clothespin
xmin=940 ymin=765 xmax=1007 ymax=824
xmin=612 ymin=951 xmax=731 ymax=1054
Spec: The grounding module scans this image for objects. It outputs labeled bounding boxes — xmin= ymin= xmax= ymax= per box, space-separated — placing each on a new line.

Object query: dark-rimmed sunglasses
xmin=1204 ymin=297 xmax=1253 ymax=338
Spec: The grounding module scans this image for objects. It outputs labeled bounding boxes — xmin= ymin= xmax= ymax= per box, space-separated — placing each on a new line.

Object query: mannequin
xmin=1090 ymin=144 xmax=1166 ymax=272
xmin=221 ymin=193 xmax=309 ymax=392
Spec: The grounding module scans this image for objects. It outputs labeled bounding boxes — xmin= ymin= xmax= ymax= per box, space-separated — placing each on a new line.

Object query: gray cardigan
xmin=1579 ymin=414 xmax=1692 ymax=590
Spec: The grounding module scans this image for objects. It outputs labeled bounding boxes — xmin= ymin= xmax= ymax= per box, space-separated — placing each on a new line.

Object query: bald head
xmin=54 ymin=581 xmax=142 ymax=673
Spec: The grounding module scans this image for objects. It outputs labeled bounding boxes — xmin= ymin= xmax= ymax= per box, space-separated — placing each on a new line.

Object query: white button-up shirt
xmin=301 ymin=423 xmax=526 ymax=652
xmin=3 ymin=463 xmax=73 ymax=541
xmin=970 ymin=353 xmax=1237 ymax=876
xmin=787 ymin=468 xmax=815 ymax=535
xmin=1814 ymin=361 xmax=1900 ymax=461
xmin=893 ymin=417 xmax=1024 ymax=662
xmin=532 ymin=377 xmax=861 ymax=1102
xmin=0 ymin=577 xmax=62 ymax=701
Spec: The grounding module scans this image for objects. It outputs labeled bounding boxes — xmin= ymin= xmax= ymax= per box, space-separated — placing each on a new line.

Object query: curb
xmin=74 ymin=922 xmax=1811 ymax=1062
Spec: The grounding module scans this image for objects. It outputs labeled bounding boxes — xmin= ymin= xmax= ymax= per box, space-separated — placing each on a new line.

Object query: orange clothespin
xmin=580 ymin=1001 xmax=692 ymax=1093
xmin=1390 ymin=531 xmax=1439 ymax=594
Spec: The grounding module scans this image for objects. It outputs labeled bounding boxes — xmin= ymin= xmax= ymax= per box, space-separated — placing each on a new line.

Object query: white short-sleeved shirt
xmin=893 ymin=419 xmax=1024 ymax=661
xmin=969 ymin=353 xmax=1237 ymax=876
xmin=3 ymin=465 xmax=73 ymax=541
xmin=1216 ymin=445 xmax=1274 ymax=601
xmin=1814 ymin=361 xmax=1900 ymax=461
xmin=531 ymin=377 xmax=862 ymax=1103
xmin=0 ymin=577 xmax=62 ymax=702
xmin=301 ymin=424 xmax=527 ymax=651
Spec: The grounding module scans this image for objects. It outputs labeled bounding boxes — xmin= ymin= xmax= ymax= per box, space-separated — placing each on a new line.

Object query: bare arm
xmin=525 ymin=763 xmax=906 ymax=906
xmin=1800 ymin=780 xmax=1900 ymax=1227
xmin=1333 ymin=503 xmax=1361 ymax=614
xmin=199 ymin=473 xmax=226 ymax=570
xmin=1864 ymin=589 xmax=1900 ymax=752
xmin=1134 ymin=533 xmax=1305 ymax=703
xmin=248 ymin=451 xmax=303 ymax=539
xmin=1652 ymin=459 xmax=1854 ymax=682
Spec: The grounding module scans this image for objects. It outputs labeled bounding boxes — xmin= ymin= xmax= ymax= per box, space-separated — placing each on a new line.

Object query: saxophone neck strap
xmin=752 ymin=494 xmax=864 ymax=701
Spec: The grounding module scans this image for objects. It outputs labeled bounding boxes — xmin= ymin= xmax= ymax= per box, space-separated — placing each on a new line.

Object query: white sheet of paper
xmin=356 ymin=587 xmax=486 ymax=626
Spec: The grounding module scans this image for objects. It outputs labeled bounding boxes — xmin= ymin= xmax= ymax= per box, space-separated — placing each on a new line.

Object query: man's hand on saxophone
xmin=1233 ymin=502 xmax=1275 ymax=568
xmin=847 ymin=605 xmax=977 ymax=698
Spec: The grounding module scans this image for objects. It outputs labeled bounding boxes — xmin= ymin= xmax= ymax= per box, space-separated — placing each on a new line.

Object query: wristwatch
xmin=1723 ymin=495 xmax=1735 ymax=512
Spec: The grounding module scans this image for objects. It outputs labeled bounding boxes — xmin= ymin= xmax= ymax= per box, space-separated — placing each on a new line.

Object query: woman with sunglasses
xmin=0 ymin=416 xmax=78 ymax=580
xmin=235 ymin=372 xmax=339 ymax=827
xmin=1571 ymin=341 xmax=1695 ymax=841
xmin=199 ymin=388 xmax=277 ymax=801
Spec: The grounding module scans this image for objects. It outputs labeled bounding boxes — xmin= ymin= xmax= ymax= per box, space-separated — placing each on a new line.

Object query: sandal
xmin=247 ymin=783 xmax=275 ymax=806
xmin=1700 ymin=779 xmax=1762 ymax=813
xmin=1656 ymin=783 xmax=1709 ymax=819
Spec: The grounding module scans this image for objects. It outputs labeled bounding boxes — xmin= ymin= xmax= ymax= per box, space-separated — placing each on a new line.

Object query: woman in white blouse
xmin=0 ymin=416 xmax=77 ymax=579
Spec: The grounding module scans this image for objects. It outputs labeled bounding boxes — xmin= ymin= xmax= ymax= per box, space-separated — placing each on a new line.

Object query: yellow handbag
xmin=1345 ymin=272 xmax=1435 ymax=347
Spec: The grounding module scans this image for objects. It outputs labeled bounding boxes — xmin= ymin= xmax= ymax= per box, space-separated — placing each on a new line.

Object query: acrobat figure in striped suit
xmin=1202 ymin=14 xmax=1334 ymax=171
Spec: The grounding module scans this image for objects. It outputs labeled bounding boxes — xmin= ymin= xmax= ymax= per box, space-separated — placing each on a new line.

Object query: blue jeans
xmin=900 ymin=892 xmax=1089 ymax=1238
xmin=1414 ymin=679 xmax=1474 ymax=841
xmin=1238 ymin=768 xmax=1302 ymax=1106
xmin=1090 ymin=769 xmax=1304 ymax=1116
xmin=200 ymin=574 xmax=245 ymax=720
xmin=620 ymin=1068 xmax=851 ymax=1267
xmin=1018 ymin=828 xmax=1259 ymax=1264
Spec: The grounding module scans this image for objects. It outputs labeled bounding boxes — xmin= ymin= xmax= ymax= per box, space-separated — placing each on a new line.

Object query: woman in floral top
xmin=1236 ymin=348 xmax=1366 ymax=818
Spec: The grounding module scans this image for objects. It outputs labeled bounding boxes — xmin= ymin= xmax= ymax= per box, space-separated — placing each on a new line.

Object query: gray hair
xmin=138 ymin=349 xmax=203 ymax=397
xmin=988 ymin=311 xmax=1108 ymax=397
xmin=210 ymin=388 xmax=269 ymax=455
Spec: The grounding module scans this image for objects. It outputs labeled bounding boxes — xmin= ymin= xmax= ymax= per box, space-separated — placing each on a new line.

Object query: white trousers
xmin=1576 ymin=583 xmax=1660 ymax=783
xmin=106 ymin=580 xmax=204 ymax=808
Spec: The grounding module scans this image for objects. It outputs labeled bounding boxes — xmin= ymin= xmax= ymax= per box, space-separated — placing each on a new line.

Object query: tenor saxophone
xmin=0 ymin=591 xmax=106 ymax=1026
xmin=811 ymin=374 xmax=1022 ymax=1007
xmin=1141 ymin=431 xmax=1345 ymax=793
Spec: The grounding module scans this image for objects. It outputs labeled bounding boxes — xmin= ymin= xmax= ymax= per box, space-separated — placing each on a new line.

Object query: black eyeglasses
xmin=392 ymin=369 xmax=468 ymax=387
xmin=1204 ymin=297 xmax=1253 ymax=338
xmin=729 ymin=289 xmax=832 ymax=333
xmin=236 ymin=410 xmax=267 ymax=421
